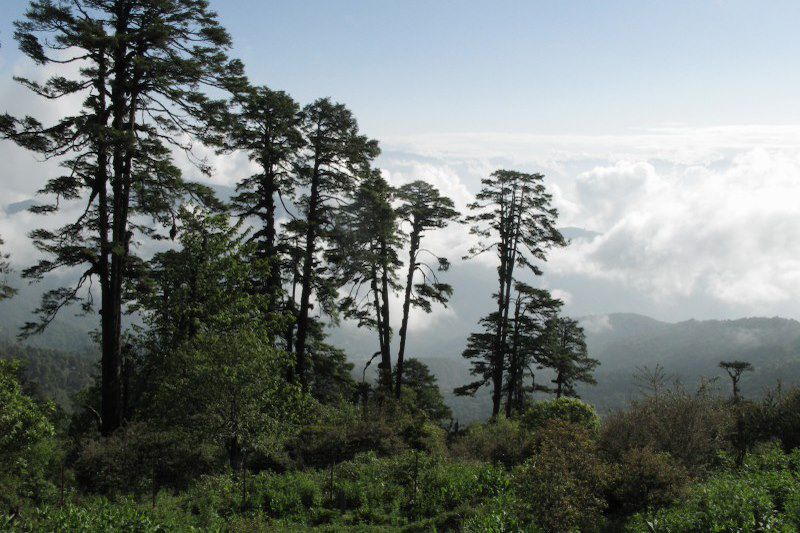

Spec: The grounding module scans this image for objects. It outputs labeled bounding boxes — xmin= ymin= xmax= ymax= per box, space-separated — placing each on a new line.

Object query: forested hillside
xmin=580 ymin=314 xmax=800 ymax=411
xmin=0 ymin=337 xmax=95 ymax=412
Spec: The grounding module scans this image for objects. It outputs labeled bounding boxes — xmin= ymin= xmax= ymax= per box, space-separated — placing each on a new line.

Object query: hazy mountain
xmin=411 ymin=313 xmax=800 ymax=421
xmin=576 ymin=313 xmax=800 ymax=413
xmin=559 ymin=226 xmax=602 ymax=242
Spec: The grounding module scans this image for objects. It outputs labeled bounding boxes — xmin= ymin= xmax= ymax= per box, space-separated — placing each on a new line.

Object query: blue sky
xmin=3 ymin=1 xmax=800 ymax=136
xmin=4 ymin=1 xmax=800 ymax=324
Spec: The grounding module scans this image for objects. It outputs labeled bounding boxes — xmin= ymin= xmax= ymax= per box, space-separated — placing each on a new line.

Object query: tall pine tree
xmin=537 ymin=317 xmax=598 ymax=399
xmin=1 ymin=0 xmax=243 ymax=434
xmin=291 ymin=98 xmax=378 ymax=388
xmin=331 ymin=170 xmax=400 ymax=393
xmin=394 ymin=180 xmax=459 ymax=399
xmin=460 ymin=170 xmax=565 ymax=416
xmin=226 ymin=85 xmax=303 ymax=317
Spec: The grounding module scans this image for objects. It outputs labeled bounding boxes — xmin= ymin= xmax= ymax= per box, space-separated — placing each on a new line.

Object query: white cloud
xmin=382 ymin=127 xmax=800 ymax=315
xmin=5 ymin=40 xmax=800 ymax=319
xmin=548 ymin=147 xmax=800 ymax=306
xmin=550 ymin=288 xmax=573 ymax=306
xmin=580 ymin=314 xmax=612 ymax=334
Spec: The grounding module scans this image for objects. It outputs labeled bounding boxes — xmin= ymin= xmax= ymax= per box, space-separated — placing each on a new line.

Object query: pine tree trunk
xmin=395 ymin=230 xmax=419 ymax=398
xmin=263 ymin=170 xmax=280 ymax=312
xmin=294 ymin=156 xmax=321 ymax=388
xmin=101 ymin=5 xmax=132 ymax=435
xmin=379 ymin=237 xmax=392 ymax=394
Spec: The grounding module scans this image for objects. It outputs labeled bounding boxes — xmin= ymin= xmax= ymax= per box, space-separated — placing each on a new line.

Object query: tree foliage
xmin=460 ymin=170 xmax=565 ymax=415
xmin=394 ymin=180 xmax=459 ymax=398
xmin=226 ymin=85 xmax=303 ymax=315
xmin=331 ymin=170 xmax=401 ymax=392
xmin=2 ymin=0 xmax=243 ymax=435
xmin=0 ymin=360 xmax=55 ymax=512
xmin=538 ymin=316 xmax=598 ymax=399
xmin=290 ymin=98 xmax=379 ymax=388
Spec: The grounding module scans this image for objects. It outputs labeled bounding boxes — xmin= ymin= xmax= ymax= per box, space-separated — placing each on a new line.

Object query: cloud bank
xmin=4 ymin=50 xmax=800 ymax=322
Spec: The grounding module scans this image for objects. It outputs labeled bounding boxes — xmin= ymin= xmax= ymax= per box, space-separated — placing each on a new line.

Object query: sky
xmin=3 ymin=1 xmax=800 ymax=329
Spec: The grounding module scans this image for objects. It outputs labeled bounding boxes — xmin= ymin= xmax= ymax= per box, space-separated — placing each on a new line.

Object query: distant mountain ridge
xmin=4 ymin=297 xmax=800 ymax=422
xmin=576 ymin=313 xmax=800 ymax=412
xmin=413 ymin=313 xmax=800 ymax=422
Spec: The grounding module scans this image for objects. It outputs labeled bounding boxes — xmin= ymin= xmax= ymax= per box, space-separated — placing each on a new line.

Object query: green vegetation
xmin=3 ymin=1 xmax=800 ymax=531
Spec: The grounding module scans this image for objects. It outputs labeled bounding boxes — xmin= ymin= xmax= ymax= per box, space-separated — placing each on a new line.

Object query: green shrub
xmin=463 ymin=492 xmax=537 ymax=533
xmin=628 ymin=444 xmax=800 ymax=532
xmin=609 ymin=447 xmax=690 ymax=515
xmin=74 ymin=422 xmax=219 ymax=495
xmin=628 ymin=473 xmax=792 ymax=532
xmin=600 ymin=387 xmax=733 ymax=469
xmin=175 ymin=451 xmax=511 ymax=529
xmin=514 ymin=421 xmax=611 ymax=532
xmin=521 ymin=397 xmax=600 ymax=433
xmin=744 ymin=387 xmax=800 ymax=452
xmin=0 ymin=360 xmax=56 ymax=513
xmin=4 ymin=497 xmax=193 ymax=532
xmin=451 ymin=416 xmax=532 ymax=467
xmin=291 ymin=404 xmax=406 ymax=468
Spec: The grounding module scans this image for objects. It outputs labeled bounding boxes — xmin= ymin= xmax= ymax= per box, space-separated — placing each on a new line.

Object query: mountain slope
xmin=576 ymin=314 xmax=800 ymax=412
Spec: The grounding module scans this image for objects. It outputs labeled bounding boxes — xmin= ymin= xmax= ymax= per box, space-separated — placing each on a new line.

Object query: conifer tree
xmin=226 ymin=85 xmax=303 ymax=315
xmin=460 ymin=170 xmax=565 ymax=416
xmin=504 ymin=283 xmax=562 ymax=416
xmin=394 ymin=180 xmax=459 ymax=399
xmin=538 ymin=317 xmax=598 ymax=398
xmin=331 ymin=170 xmax=400 ymax=392
xmin=291 ymin=98 xmax=379 ymax=388
xmin=719 ymin=360 xmax=753 ymax=403
xmin=1 ymin=0 xmax=243 ymax=434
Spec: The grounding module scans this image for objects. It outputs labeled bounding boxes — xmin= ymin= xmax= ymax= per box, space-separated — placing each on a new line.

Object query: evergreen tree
xmin=719 ymin=360 xmax=753 ymax=403
xmin=394 ymin=358 xmax=452 ymax=423
xmin=2 ymin=0 xmax=243 ymax=435
xmin=226 ymin=85 xmax=303 ymax=316
xmin=291 ymin=98 xmax=379 ymax=388
xmin=461 ymin=170 xmax=565 ymax=416
xmin=504 ymin=283 xmax=562 ymax=416
xmin=394 ymin=180 xmax=459 ymax=399
xmin=332 ymin=170 xmax=401 ymax=392
xmin=456 ymin=284 xmax=562 ymax=416
xmin=538 ymin=317 xmax=599 ymax=398
xmin=455 ymin=312 xmax=499 ymax=399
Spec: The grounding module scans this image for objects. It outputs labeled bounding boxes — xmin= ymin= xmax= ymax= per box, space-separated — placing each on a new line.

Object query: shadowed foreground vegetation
xmin=7 ymin=359 xmax=800 ymax=531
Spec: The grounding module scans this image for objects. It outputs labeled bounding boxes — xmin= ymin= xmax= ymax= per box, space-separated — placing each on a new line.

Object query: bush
xmin=514 ymin=421 xmax=612 ymax=533
xmin=600 ymin=386 xmax=733 ymax=469
xmin=0 ymin=360 xmax=56 ymax=513
xmin=463 ymin=492 xmax=535 ymax=533
xmin=628 ymin=444 xmax=800 ymax=532
xmin=177 ymin=451 xmax=510 ymax=529
xmin=743 ymin=387 xmax=800 ymax=452
xmin=451 ymin=416 xmax=533 ymax=467
xmin=609 ymin=447 xmax=690 ymax=515
xmin=520 ymin=397 xmax=600 ymax=433
xmin=73 ymin=422 xmax=219 ymax=495
xmin=290 ymin=403 xmax=406 ymax=468
xmin=3 ymin=497 xmax=193 ymax=532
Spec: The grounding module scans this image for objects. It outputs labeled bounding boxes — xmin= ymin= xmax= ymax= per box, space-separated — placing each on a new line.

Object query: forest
xmin=3 ymin=1 xmax=800 ymax=532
